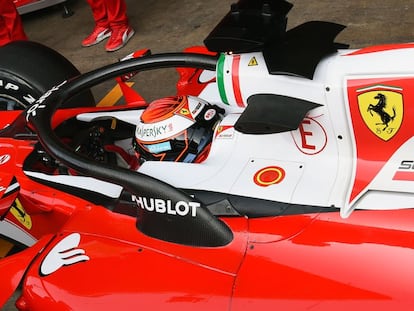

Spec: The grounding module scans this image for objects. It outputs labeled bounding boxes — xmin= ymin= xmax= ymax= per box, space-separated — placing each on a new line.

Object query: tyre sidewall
xmin=0 ymin=70 xmax=40 ymax=109
xmin=0 ymin=41 xmax=95 ymax=109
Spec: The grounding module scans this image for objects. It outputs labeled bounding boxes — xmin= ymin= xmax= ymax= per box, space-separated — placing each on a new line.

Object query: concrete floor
xmin=20 ymin=0 xmax=414 ymax=102
xmin=4 ymin=0 xmax=414 ymax=309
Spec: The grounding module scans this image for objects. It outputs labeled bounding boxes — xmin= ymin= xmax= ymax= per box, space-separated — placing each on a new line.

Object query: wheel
xmin=0 ymin=40 xmax=95 ymax=110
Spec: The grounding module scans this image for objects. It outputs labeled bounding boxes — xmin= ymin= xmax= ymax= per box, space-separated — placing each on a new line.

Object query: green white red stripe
xmin=217 ymin=54 xmax=228 ymax=105
xmin=217 ymin=53 xmax=245 ymax=107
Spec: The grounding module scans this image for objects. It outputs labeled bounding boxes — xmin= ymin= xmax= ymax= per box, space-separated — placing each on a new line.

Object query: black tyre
xmin=0 ymin=40 xmax=95 ymax=110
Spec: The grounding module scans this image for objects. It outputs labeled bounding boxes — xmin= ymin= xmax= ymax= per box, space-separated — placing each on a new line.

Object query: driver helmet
xmin=133 ymin=95 xmax=223 ymax=163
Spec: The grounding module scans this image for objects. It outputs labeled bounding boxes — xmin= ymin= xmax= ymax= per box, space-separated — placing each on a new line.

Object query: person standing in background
xmin=0 ymin=0 xmax=28 ymax=47
xmin=82 ymin=0 xmax=135 ymax=52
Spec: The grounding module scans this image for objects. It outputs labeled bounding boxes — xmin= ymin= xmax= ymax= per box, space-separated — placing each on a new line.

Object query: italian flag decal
xmin=217 ymin=53 xmax=245 ymax=107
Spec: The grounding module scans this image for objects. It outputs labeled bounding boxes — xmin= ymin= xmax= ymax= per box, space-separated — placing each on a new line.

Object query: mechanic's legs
xmin=103 ymin=0 xmax=134 ymax=52
xmin=0 ymin=0 xmax=27 ymax=46
xmin=103 ymin=0 xmax=129 ymax=28
xmin=82 ymin=0 xmax=111 ymax=47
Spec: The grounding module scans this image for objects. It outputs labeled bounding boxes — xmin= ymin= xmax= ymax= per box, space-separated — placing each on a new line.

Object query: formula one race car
xmin=2 ymin=0 xmax=414 ymax=310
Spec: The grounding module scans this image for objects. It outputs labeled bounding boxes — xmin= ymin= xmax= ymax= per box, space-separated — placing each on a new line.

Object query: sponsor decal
xmin=0 ymin=154 xmax=10 ymax=165
xmin=253 ymin=166 xmax=285 ymax=187
xmin=26 ymin=102 xmax=46 ymax=121
xmin=191 ymin=102 xmax=203 ymax=116
xmin=393 ymin=160 xmax=414 ymax=181
xmin=204 ymin=108 xmax=217 ymax=121
xmin=357 ymin=88 xmax=403 ymax=141
xmin=22 ymin=94 xmax=36 ymax=106
xmin=26 ymin=80 xmax=67 ymax=121
xmin=0 ymin=80 xmax=36 ymax=105
xmin=248 ymin=57 xmax=258 ymax=66
xmin=40 ymin=233 xmax=89 ymax=276
xmin=0 ymin=80 xmax=19 ymax=91
xmin=136 ymin=123 xmax=172 ymax=139
xmin=36 ymin=80 xmax=67 ymax=105
xmin=10 ymin=198 xmax=32 ymax=230
xmin=292 ymin=117 xmax=327 ymax=155
xmin=145 ymin=141 xmax=171 ymax=154
xmin=132 ymin=195 xmax=199 ymax=217
xmin=215 ymin=125 xmax=234 ymax=139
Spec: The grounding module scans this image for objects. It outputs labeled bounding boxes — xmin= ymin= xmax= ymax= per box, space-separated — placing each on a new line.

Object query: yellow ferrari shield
xmin=179 ymin=108 xmax=190 ymax=115
xmin=357 ymin=90 xmax=403 ymax=141
xmin=10 ymin=198 xmax=32 ymax=230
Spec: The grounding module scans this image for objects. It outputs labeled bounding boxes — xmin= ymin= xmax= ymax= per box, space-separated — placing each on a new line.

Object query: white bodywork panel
xmin=70 ymin=46 xmax=414 ymax=217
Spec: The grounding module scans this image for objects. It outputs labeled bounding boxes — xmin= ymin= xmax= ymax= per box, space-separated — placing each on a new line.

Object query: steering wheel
xmin=70 ymin=123 xmax=139 ymax=170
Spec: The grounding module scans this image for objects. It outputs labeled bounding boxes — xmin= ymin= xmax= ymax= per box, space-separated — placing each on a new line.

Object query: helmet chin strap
xmin=183 ymin=127 xmax=211 ymax=163
xmin=183 ymin=104 xmax=225 ymax=163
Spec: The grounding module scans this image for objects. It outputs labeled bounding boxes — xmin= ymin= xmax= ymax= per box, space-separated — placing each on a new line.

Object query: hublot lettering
xmin=132 ymin=195 xmax=199 ymax=217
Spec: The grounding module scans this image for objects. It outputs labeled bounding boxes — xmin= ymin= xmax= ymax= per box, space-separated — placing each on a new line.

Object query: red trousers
xmin=86 ymin=0 xmax=129 ymax=29
xmin=0 ymin=0 xmax=27 ymax=47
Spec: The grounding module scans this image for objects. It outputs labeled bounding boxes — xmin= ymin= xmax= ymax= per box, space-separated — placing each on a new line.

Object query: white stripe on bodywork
xmin=24 ymin=171 xmax=123 ymax=198
xmin=76 ymin=110 xmax=143 ymax=126
xmin=0 ymin=219 xmax=37 ymax=246
xmin=5 ymin=181 xmax=19 ymax=195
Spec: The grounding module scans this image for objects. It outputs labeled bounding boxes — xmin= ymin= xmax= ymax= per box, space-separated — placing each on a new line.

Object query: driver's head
xmin=133 ymin=95 xmax=223 ymax=163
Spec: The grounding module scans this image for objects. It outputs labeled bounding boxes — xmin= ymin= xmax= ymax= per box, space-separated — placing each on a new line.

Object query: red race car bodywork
xmin=12 ymin=206 xmax=414 ymax=310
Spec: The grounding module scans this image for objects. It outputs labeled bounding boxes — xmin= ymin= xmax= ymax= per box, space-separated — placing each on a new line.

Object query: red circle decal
xmin=253 ymin=166 xmax=285 ymax=187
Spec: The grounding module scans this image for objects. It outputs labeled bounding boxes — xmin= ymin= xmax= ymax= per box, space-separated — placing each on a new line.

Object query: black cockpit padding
xmin=263 ymin=21 xmax=348 ymax=79
xmin=204 ymin=0 xmax=293 ymax=53
xmin=235 ymin=93 xmax=321 ymax=134
xmin=203 ymin=0 xmax=348 ymax=79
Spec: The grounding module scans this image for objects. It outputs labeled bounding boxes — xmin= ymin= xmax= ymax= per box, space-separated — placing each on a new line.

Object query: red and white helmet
xmin=133 ymin=95 xmax=223 ymax=163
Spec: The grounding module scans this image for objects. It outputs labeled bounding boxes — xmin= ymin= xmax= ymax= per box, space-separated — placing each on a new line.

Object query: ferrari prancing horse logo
xmin=357 ymin=89 xmax=403 ymax=141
